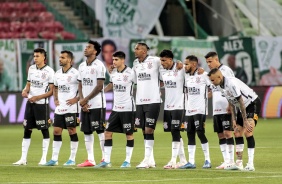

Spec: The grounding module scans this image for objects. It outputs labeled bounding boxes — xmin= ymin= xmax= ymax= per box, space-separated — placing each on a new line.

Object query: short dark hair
xmin=207 ymin=68 xmax=219 ymax=77
xmin=204 ymin=51 xmax=218 ymax=59
xmin=113 ymin=51 xmax=126 ymax=59
xmin=88 ymin=40 xmax=101 ymax=56
xmin=34 ymin=48 xmax=47 ymax=60
xmin=102 ymin=39 xmax=117 ymax=51
xmin=159 ymin=49 xmax=174 ymax=59
xmin=61 ymin=50 xmax=74 ymax=61
xmin=186 ymin=55 xmax=198 ymax=62
xmin=137 ymin=42 xmax=150 ymax=50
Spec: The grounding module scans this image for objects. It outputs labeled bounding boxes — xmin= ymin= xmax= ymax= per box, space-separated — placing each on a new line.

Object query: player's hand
xmin=244 ymin=119 xmax=253 ymax=133
xmin=80 ymin=98 xmax=88 ymax=107
xmin=66 ymin=97 xmax=78 ymax=106
xmin=28 ymin=96 xmax=39 ymax=103
xmin=176 ymin=60 xmax=183 ymax=70
xmin=22 ymin=89 xmax=28 ymax=98
xmin=82 ymin=104 xmax=89 ymax=112
xmin=232 ymin=121 xmax=238 ymax=132
xmin=108 ymin=65 xmax=115 ymax=74
xmin=198 ymin=67 xmax=205 ymax=75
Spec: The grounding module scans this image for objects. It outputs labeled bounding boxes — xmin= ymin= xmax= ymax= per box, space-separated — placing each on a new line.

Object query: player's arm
xmin=53 ymin=86 xmax=59 ymax=106
xmin=80 ymin=79 xmax=104 ymax=107
xmin=22 ymin=82 xmax=30 ymax=98
xmin=29 ymin=83 xmax=54 ymax=103
xmin=104 ymin=82 xmax=113 ymax=92
xmin=176 ymin=60 xmax=183 ymax=70
xmin=237 ymin=96 xmax=253 ymax=132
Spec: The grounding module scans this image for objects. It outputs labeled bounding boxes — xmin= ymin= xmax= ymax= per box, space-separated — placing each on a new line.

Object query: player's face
xmin=160 ymin=57 xmax=173 ymax=69
xmin=112 ymin=56 xmax=124 ymax=68
xmin=209 ymin=72 xmax=221 ymax=86
xmin=184 ymin=59 xmax=193 ymax=73
xmin=59 ymin=53 xmax=70 ymax=67
xmin=84 ymin=43 xmax=97 ymax=57
xmin=134 ymin=44 xmax=146 ymax=58
xmin=33 ymin=52 xmax=45 ymax=65
xmin=206 ymin=56 xmax=219 ymax=70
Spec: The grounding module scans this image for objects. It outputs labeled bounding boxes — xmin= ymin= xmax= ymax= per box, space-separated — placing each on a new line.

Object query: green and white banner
xmin=254 ymin=36 xmax=282 ymax=86
xmin=214 ymin=37 xmax=256 ymax=85
xmin=100 ymin=0 xmax=166 ymax=38
xmin=0 ymin=39 xmax=19 ymax=91
xmin=171 ymin=38 xmax=214 ymax=71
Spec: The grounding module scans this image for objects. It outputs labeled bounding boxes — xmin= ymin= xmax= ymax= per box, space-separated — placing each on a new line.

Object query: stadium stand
xmin=0 ymin=0 xmax=77 ymax=39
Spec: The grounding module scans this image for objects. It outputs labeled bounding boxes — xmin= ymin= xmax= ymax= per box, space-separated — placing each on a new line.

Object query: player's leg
xmin=135 ymin=105 xmax=146 ymax=167
xmin=77 ymin=110 xmax=95 ymax=167
xmin=95 ymin=108 xmax=106 ymax=163
xmin=195 ymin=114 xmax=211 ymax=169
xmin=162 ymin=110 xmax=174 ymax=169
xmin=234 ymin=110 xmax=245 ymax=170
xmin=13 ymin=101 xmax=34 ymax=165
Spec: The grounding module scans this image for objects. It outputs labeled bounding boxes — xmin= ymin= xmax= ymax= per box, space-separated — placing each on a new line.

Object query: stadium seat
xmin=24 ymin=31 xmax=38 ymax=38
xmin=59 ymin=31 xmax=76 ymax=40
xmin=39 ymin=31 xmax=57 ymax=40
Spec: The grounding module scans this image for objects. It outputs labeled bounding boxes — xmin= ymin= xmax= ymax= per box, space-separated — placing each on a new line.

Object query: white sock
xmin=41 ymin=138 xmax=50 ymax=161
xmin=236 ymin=144 xmax=244 ymax=162
xmin=125 ymin=146 xmax=134 ymax=163
xmin=171 ymin=142 xmax=180 ymax=164
xmin=51 ymin=141 xmax=62 ymax=161
xmin=247 ymin=148 xmax=255 ymax=166
xmin=20 ymin=138 xmax=31 ymax=161
xmin=220 ymin=143 xmax=227 ymax=162
xmin=179 ymin=138 xmax=187 ymax=163
xmin=98 ymin=133 xmax=105 ymax=160
xmin=84 ymin=134 xmax=95 ymax=162
xmin=188 ymin=145 xmax=196 ymax=164
xmin=69 ymin=141 xmax=78 ymax=161
xmin=201 ymin=142 xmax=210 ymax=162
xmin=104 ymin=146 xmax=112 ymax=163
xmin=227 ymin=144 xmax=234 ymax=163
xmin=145 ymin=140 xmax=154 ymax=161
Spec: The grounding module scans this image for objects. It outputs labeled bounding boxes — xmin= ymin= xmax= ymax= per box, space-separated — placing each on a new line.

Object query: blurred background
xmin=0 ymin=0 xmax=281 ymax=124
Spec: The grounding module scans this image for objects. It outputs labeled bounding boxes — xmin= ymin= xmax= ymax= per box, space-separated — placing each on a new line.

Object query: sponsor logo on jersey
xmin=138 ymin=73 xmax=151 ymax=81
xmin=188 ymin=87 xmax=200 ymax=95
xmin=167 ymin=105 xmax=175 ymax=108
xmin=58 ymin=85 xmax=70 ymax=93
xmin=58 ymin=108 xmax=67 ymax=113
xmin=114 ymin=105 xmax=124 ymax=109
xmin=164 ymin=80 xmax=177 ymax=88
xmin=82 ymin=78 xmax=93 ymax=86
xmin=113 ymin=84 xmax=126 ymax=92
xmin=31 ymin=80 xmax=43 ymax=88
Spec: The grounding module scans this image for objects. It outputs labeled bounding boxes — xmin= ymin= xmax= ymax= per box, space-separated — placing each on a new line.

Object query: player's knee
xmin=70 ymin=133 xmax=78 ymax=142
xmin=67 ymin=127 xmax=76 ymax=135
xmin=104 ymin=131 xmax=113 ymax=139
xmin=23 ymin=129 xmax=32 ymax=139
xmin=171 ymin=129 xmax=181 ymax=142
xmin=223 ymin=130 xmax=233 ymax=139
xmin=41 ymin=129 xmax=50 ymax=139
xmin=217 ymin=132 xmax=225 ymax=139
xmin=246 ymin=135 xmax=255 ymax=148
xmin=196 ymin=130 xmax=208 ymax=144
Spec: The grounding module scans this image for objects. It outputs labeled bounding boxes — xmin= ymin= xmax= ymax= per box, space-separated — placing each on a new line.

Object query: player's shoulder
xmin=69 ymin=67 xmax=79 ymax=74
xmin=43 ymin=65 xmax=55 ymax=73
xmin=147 ymin=56 xmax=160 ymax=62
xmin=94 ymin=58 xmax=104 ymax=66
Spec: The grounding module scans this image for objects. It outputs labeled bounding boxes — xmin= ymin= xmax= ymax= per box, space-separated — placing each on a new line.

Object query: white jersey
xmin=218 ymin=77 xmax=258 ymax=109
xmin=54 ymin=67 xmax=80 ymax=114
xmin=110 ymin=66 xmax=136 ymax=112
xmin=160 ymin=63 xmax=185 ymax=110
xmin=27 ymin=64 xmax=54 ymax=104
xmin=212 ymin=64 xmax=235 ymax=115
xmin=133 ymin=56 xmax=162 ymax=105
xmin=185 ymin=71 xmax=211 ymax=116
xmin=78 ymin=59 xmax=106 ymax=109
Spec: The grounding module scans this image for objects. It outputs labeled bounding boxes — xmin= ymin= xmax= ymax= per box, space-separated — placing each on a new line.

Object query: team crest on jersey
xmin=196 ymin=77 xmax=201 ymax=83
xmin=163 ymin=122 xmax=168 ymax=129
xmin=135 ymin=118 xmax=140 ymax=126
xmin=41 ymin=72 xmax=46 ymax=79
xmin=123 ymin=75 xmax=128 ymax=82
xmin=147 ymin=62 xmax=153 ymax=69
xmin=173 ymin=69 xmax=178 ymax=77
xmin=91 ymin=68 xmax=95 ymax=74
xmin=67 ymin=76 xmax=72 ymax=82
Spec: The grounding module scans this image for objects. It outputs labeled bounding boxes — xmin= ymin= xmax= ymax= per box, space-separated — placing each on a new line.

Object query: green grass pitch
xmin=0 ymin=118 xmax=281 ymax=184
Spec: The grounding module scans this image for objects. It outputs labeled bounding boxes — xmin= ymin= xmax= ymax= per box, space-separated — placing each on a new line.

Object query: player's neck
xmin=190 ymin=67 xmax=198 ymax=75
xmin=117 ymin=65 xmax=126 ymax=72
xmin=138 ymin=54 xmax=148 ymax=63
xmin=36 ymin=62 xmax=46 ymax=69
xmin=62 ymin=65 xmax=72 ymax=73
xmin=86 ymin=56 xmax=96 ymax=65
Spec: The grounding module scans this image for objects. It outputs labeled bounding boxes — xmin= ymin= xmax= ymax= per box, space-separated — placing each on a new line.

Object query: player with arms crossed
xmin=13 ymin=48 xmax=54 ymax=165
xmin=208 ymin=68 xmax=261 ymax=171
xmin=95 ymin=51 xmax=135 ymax=168
xmin=205 ymin=52 xmax=236 ymax=169
xmin=159 ymin=49 xmax=187 ymax=169
xmin=77 ymin=40 xmax=106 ymax=167
xmin=179 ymin=55 xmax=212 ymax=169
xmin=44 ymin=50 xmax=80 ymax=166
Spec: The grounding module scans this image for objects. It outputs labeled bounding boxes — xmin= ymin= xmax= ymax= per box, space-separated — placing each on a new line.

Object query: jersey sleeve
xmin=48 ymin=69 xmax=55 ymax=84
xmin=228 ymin=78 xmax=241 ymax=98
xmin=53 ymin=73 xmax=58 ymax=86
xmin=27 ymin=66 xmax=31 ymax=82
xmin=97 ymin=64 xmax=106 ymax=80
